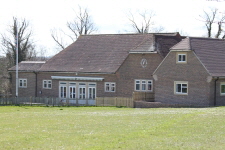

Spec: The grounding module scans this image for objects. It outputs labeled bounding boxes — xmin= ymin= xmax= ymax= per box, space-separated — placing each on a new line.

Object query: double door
xmin=59 ymin=82 xmax=96 ymax=100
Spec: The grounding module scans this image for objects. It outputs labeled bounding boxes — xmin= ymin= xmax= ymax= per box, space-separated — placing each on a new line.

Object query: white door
xmin=89 ymin=87 xmax=96 ymax=99
xmin=60 ymin=86 xmax=67 ymax=98
xmin=69 ymin=83 xmax=76 ymax=99
xmin=79 ymin=87 xmax=86 ymax=99
xmin=69 ymin=86 xmax=76 ymax=99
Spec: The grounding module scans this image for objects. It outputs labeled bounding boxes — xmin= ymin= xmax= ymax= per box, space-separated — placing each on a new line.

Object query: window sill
xmin=174 ymin=93 xmax=188 ymax=95
xmin=135 ymin=90 xmax=153 ymax=92
xmin=176 ymin=61 xmax=187 ymax=64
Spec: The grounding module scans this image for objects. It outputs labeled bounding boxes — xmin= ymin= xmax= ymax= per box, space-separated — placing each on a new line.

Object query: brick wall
xmin=36 ymin=72 xmax=118 ymax=98
xmin=154 ymin=51 xmax=213 ymax=107
xmin=116 ymin=53 xmax=162 ymax=97
xmin=10 ymin=53 xmax=163 ymax=99
xmin=10 ymin=72 xmax=37 ymax=97
xmin=215 ymin=79 xmax=225 ymax=106
xmin=35 ymin=53 xmax=162 ymax=98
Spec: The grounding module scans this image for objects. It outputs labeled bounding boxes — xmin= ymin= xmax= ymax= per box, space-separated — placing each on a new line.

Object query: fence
xmin=0 ymin=92 xmax=154 ymax=107
xmin=96 ymin=97 xmax=133 ymax=108
xmin=0 ymin=97 xmax=96 ymax=106
xmin=133 ymin=92 xmax=154 ymax=102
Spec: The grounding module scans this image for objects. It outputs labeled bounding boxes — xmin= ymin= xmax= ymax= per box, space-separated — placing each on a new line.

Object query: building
xmin=8 ymin=33 xmax=182 ymax=106
xmin=153 ymin=37 xmax=225 ymax=107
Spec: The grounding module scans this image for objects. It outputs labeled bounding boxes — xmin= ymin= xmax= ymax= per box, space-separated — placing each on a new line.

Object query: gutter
xmin=129 ymin=51 xmax=157 ymax=54
xmin=34 ymin=71 xmax=38 ymax=97
xmin=170 ymin=50 xmax=192 ymax=52
xmin=33 ymin=71 xmax=116 ymax=75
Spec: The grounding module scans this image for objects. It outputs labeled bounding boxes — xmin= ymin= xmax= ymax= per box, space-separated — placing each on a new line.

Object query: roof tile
xmin=8 ymin=61 xmax=45 ymax=71
xmin=172 ymin=37 xmax=225 ymax=76
xmin=39 ymin=33 xmax=180 ymax=73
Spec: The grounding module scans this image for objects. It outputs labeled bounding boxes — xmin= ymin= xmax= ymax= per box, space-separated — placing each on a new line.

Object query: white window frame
xmin=69 ymin=82 xmax=76 ymax=99
xmin=135 ymin=80 xmax=141 ymax=91
xmin=177 ymin=52 xmax=187 ymax=64
xmin=174 ymin=81 xmax=188 ymax=95
xmin=220 ymin=82 xmax=225 ymax=96
xmin=105 ymin=82 xmax=116 ymax=92
xmin=79 ymin=83 xmax=86 ymax=99
xmin=19 ymin=78 xmax=27 ymax=88
xmin=59 ymin=81 xmax=97 ymax=99
xmin=88 ymin=83 xmax=96 ymax=99
xmin=135 ymin=79 xmax=152 ymax=92
xmin=43 ymin=80 xmax=52 ymax=89
xmin=59 ymin=82 xmax=67 ymax=98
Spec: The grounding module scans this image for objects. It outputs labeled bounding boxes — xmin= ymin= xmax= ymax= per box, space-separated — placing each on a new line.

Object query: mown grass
xmin=0 ymin=106 xmax=225 ymax=149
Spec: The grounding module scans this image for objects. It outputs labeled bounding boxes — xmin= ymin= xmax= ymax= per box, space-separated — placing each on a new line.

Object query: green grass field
xmin=0 ymin=106 xmax=225 ymax=150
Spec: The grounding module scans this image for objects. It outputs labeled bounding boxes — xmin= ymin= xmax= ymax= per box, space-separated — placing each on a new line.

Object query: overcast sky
xmin=0 ymin=0 xmax=224 ymax=56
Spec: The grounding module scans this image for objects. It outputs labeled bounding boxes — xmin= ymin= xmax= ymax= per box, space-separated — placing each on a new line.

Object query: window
xmin=178 ymin=54 xmax=186 ymax=62
xmin=177 ymin=52 xmax=187 ymax=63
xmin=59 ymin=81 xmax=96 ymax=99
xmin=88 ymin=83 xmax=96 ymax=99
xmin=105 ymin=82 xmax=116 ymax=92
xmin=174 ymin=81 xmax=188 ymax=95
xmin=135 ymin=80 xmax=152 ymax=92
xmin=135 ymin=80 xmax=140 ymax=91
xmin=43 ymin=80 xmax=52 ymax=89
xmin=60 ymin=82 xmax=67 ymax=98
xmin=19 ymin=79 xmax=27 ymax=88
xmin=142 ymin=80 xmax=146 ymax=90
xmin=220 ymin=82 xmax=225 ymax=96
xmin=69 ymin=83 xmax=76 ymax=99
xmin=79 ymin=83 xmax=86 ymax=99
xmin=147 ymin=81 xmax=152 ymax=91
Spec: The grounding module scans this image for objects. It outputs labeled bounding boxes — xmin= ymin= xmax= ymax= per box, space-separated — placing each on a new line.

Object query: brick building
xmin=153 ymin=37 xmax=225 ymax=107
xmin=8 ymin=33 xmax=182 ymax=105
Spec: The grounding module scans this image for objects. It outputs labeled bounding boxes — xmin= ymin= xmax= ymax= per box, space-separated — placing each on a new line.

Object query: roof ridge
xmin=80 ymin=32 xmax=179 ymax=37
xmin=188 ymin=36 xmax=225 ymax=41
xmin=21 ymin=61 xmax=46 ymax=63
xmin=129 ymin=32 xmax=179 ymax=51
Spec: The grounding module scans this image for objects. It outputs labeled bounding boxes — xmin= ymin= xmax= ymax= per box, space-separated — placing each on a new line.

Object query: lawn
xmin=0 ymin=106 xmax=225 ymax=150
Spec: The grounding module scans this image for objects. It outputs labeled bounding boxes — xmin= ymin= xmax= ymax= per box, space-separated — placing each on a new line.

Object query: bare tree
xmin=215 ymin=15 xmax=225 ymax=38
xmin=51 ymin=29 xmax=66 ymax=50
xmin=0 ymin=56 xmax=11 ymax=97
xmin=1 ymin=17 xmax=36 ymax=67
xmin=199 ymin=8 xmax=225 ymax=38
xmin=51 ymin=6 xmax=97 ymax=50
xmin=67 ymin=6 xmax=97 ymax=39
xmin=127 ymin=10 xmax=164 ymax=34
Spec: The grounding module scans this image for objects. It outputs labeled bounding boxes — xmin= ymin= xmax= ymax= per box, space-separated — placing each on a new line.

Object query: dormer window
xmin=178 ymin=54 xmax=186 ymax=62
xmin=177 ymin=52 xmax=187 ymax=64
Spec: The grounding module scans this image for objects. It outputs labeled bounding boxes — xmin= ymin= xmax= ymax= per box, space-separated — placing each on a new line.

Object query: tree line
xmin=1 ymin=6 xmax=225 ymax=66
xmin=0 ymin=6 xmax=224 ymax=97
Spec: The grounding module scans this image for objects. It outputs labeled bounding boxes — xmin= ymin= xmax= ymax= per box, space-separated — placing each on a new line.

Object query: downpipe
xmin=214 ymin=77 xmax=219 ymax=106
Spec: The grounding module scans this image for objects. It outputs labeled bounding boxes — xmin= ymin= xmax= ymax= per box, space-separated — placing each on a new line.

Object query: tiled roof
xmin=39 ymin=33 xmax=180 ymax=73
xmin=171 ymin=37 xmax=225 ymax=77
xmin=8 ymin=61 xmax=45 ymax=71
xmin=170 ymin=37 xmax=191 ymax=50
xmin=130 ymin=37 xmax=154 ymax=52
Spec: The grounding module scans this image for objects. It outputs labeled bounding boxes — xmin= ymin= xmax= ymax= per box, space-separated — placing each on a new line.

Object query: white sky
xmin=0 ymin=0 xmax=224 ymax=56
